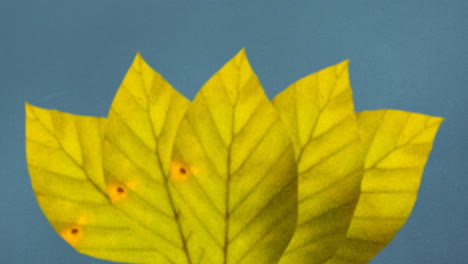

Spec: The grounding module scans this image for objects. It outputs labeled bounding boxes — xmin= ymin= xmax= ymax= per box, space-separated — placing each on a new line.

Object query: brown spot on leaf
xmin=171 ymin=161 xmax=190 ymax=182
xmin=107 ymin=183 xmax=128 ymax=203
xmin=61 ymin=226 xmax=83 ymax=246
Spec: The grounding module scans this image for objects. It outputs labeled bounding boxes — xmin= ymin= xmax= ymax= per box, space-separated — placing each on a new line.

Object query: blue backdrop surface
xmin=1 ymin=0 xmax=467 ymax=263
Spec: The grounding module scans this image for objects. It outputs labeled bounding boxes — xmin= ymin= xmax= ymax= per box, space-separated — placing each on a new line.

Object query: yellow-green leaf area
xmin=102 ymin=53 xmax=191 ymax=263
xmin=170 ymin=49 xmax=298 ymax=264
xmin=273 ymin=60 xmax=364 ymax=264
xmin=326 ymin=109 xmax=444 ymax=264
xmin=25 ymin=50 xmax=445 ymax=264
xmin=25 ymin=103 xmax=160 ymax=263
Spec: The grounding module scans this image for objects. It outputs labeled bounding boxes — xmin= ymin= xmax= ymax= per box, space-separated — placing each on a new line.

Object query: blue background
xmin=1 ymin=0 xmax=466 ymax=263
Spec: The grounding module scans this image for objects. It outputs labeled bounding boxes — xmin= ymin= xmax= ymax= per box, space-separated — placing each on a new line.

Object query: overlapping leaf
xmin=25 ymin=105 xmax=160 ymax=263
xmin=25 ymin=50 xmax=443 ymax=264
xmin=272 ymin=61 xmax=364 ymax=264
xmin=101 ymin=53 xmax=191 ymax=263
xmin=326 ymin=110 xmax=443 ymax=264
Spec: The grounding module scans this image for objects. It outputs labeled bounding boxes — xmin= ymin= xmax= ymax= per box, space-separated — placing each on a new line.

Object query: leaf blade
xmin=102 ymin=53 xmax=192 ymax=263
xmin=25 ymin=103 xmax=162 ymax=263
xmin=326 ymin=109 xmax=444 ymax=264
xmin=272 ymin=60 xmax=364 ymax=264
xmin=170 ymin=49 xmax=298 ymax=264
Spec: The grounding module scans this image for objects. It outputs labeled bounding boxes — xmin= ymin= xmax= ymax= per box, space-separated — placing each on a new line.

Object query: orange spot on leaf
xmin=171 ymin=161 xmax=191 ymax=182
xmin=61 ymin=225 xmax=83 ymax=246
xmin=59 ymin=215 xmax=87 ymax=246
xmin=107 ymin=183 xmax=129 ymax=203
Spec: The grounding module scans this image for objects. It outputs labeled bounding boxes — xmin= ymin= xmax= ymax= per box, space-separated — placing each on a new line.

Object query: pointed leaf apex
xmin=342 ymin=59 xmax=350 ymax=66
xmin=132 ymin=51 xmax=156 ymax=74
xmin=126 ymin=51 xmax=165 ymax=83
xmin=335 ymin=59 xmax=350 ymax=72
xmin=25 ymin=101 xmax=34 ymax=117
xmin=429 ymin=115 xmax=445 ymax=126
xmin=133 ymin=51 xmax=144 ymax=65
xmin=233 ymin=47 xmax=249 ymax=65
xmin=24 ymin=102 xmax=43 ymax=117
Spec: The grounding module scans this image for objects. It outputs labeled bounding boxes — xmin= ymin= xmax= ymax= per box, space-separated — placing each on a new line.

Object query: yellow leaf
xmin=102 ymin=53 xmax=191 ymax=263
xmin=272 ymin=60 xmax=364 ymax=264
xmin=25 ymin=103 xmax=160 ymax=263
xmin=170 ymin=49 xmax=298 ymax=264
xmin=325 ymin=110 xmax=443 ymax=264
xmin=26 ymin=50 xmax=444 ymax=264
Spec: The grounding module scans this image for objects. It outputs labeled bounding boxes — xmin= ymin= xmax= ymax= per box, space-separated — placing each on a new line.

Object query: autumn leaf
xmin=325 ymin=110 xmax=443 ymax=264
xmin=101 ymin=52 xmax=194 ymax=263
xmin=272 ymin=60 xmax=364 ymax=264
xmin=25 ymin=105 xmax=161 ymax=263
xmin=26 ymin=50 xmax=298 ymax=264
xmin=25 ymin=49 xmax=443 ymax=264
xmin=170 ymin=49 xmax=297 ymax=264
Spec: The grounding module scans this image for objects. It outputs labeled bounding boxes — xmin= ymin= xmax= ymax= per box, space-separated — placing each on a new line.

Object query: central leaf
xmin=170 ymin=49 xmax=298 ymax=264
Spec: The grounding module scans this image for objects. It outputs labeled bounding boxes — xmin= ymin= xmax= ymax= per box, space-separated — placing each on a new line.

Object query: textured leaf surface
xmin=326 ymin=110 xmax=443 ymax=264
xmin=272 ymin=61 xmax=364 ymax=264
xmin=25 ymin=104 xmax=158 ymax=263
xmin=26 ymin=50 xmax=444 ymax=264
xmin=170 ymin=49 xmax=298 ymax=264
xmin=102 ymin=53 xmax=191 ymax=263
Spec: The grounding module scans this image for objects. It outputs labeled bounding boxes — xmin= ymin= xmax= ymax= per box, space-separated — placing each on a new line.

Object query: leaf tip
xmin=238 ymin=46 xmax=247 ymax=54
xmin=24 ymin=102 xmax=42 ymax=119
xmin=342 ymin=58 xmax=350 ymax=66
xmin=133 ymin=51 xmax=142 ymax=62
xmin=233 ymin=47 xmax=249 ymax=65
xmin=336 ymin=59 xmax=350 ymax=72
xmin=134 ymin=50 xmax=142 ymax=59
xmin=24 ymin=101 xmax=36 ymax=112
xmin=24 ymin=101 xmax=32 ymax=115
xmin=429 ymin=115 xmax=445 ymax=128
xmin=132 ymin=51 xmax=150 ymax=71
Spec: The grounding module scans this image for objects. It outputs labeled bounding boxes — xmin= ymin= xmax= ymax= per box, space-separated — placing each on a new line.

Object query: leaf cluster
xmin=26 ymin=49 xmax=443 ymax=264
